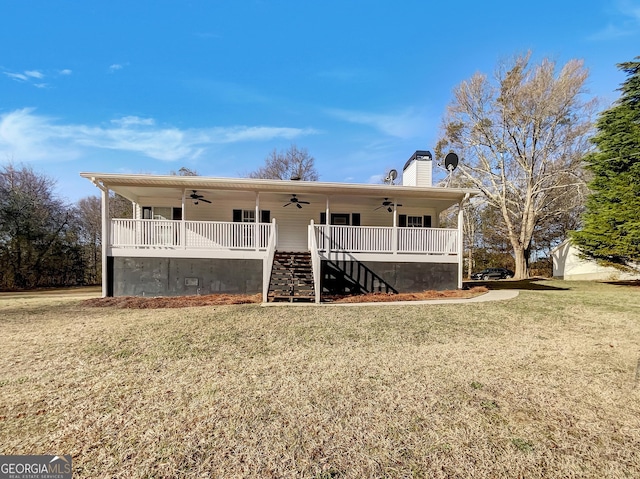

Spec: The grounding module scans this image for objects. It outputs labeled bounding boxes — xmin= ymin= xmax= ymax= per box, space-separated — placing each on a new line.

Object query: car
xmin=471 ymin=268 xmax=514 ymax=280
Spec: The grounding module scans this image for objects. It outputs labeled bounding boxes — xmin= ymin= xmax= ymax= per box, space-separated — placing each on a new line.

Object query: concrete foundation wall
xmin=112 ymin=257 xmax=262 ymax=297
xmin=325 ymin=260 xmax=458 ymax=292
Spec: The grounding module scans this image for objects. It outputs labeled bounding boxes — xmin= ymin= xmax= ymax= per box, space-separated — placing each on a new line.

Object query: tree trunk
xmin=513 ymin=247 xmax=529 ymax=280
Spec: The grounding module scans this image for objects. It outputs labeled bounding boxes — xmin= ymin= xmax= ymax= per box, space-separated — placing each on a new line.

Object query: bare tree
xmin=0 ymin=164 xmax=73 ymax=288
xmin=436 ymin=53 xmax=594 ymax=279
xmin=76 ymin=196 xmax=102 ymax=284
xmin=247 ymin=144 xmax=319 ymax=181
xmin=110 ymin=193 xmax=133 ymax=219
xmin=170 ymin=167 xmax=199 ymax=176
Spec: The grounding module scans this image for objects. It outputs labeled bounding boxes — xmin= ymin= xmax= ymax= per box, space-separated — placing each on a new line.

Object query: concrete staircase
xmin=268 ymin=251 xmax=315 ymax=302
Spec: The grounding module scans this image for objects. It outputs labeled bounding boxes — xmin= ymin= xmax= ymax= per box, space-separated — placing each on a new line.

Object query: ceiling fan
xmin=374 ymin=198 xmax=402 ymax=213
xmin=189 ymin=190 xmax=211 ymax=204
xmin=283 ymin=194 xmax=309 ymax=209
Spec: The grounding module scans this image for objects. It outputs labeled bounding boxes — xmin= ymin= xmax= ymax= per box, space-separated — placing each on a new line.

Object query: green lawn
xmin=1 ymin=280 xmax=639 ymax=478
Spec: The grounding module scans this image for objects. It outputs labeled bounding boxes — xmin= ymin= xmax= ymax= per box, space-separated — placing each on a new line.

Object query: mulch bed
xmin=83 ymin=293 xmax=262 ymax=309
xmin=324 ymin=286 xmax=489 ymax=303
xmin=82 ymin=287 xmax=489 ymax=309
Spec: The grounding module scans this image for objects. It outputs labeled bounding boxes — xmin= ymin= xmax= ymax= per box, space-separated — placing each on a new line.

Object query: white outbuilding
xmin=552 ymin=239 xmax=640 ymax=281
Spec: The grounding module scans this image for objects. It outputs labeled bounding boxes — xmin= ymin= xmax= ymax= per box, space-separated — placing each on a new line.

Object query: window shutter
xmin=398 ymin=214 xmax=407 ymax=227
xmin=423 ymin=215 xmax=432 ymax=228
xmin=261 ymin=210 xmax=271 ymax=223
xmin=320 ymin=212 xmax=326 ymax=225
xmin=232 ymin=209 xmax=242 ymax=222
xmin=352 ymin=213 xmax=361 ymax=226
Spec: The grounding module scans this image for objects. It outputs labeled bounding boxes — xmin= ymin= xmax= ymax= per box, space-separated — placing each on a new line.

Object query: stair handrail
xmin=325 ymin=256 xmax=398 ymax=295
xmin=308 ymin=220 xmax=321 ymax=303
xmin=262 ymin=218 xmax=278 ymax=302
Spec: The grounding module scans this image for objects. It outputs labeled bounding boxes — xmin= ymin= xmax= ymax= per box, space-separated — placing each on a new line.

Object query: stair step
xmin=268 ymin=250 xmax=316 ymax=303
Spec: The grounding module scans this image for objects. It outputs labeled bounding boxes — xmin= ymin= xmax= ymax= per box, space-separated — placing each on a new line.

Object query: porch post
xmin=101 ymin=185 xmax=110 ymax=298
xmin=457 ymin=194 xmax=469 ymax=289
xmin=325 ymin=196 xmax=331 ymax=254
xmin=255 ymin=192 xmax=260 ymax=251
xmin=392 ymin=199 xmax=398 ymax=254
xmin=181 ymin=190 xmax=186 ymax=249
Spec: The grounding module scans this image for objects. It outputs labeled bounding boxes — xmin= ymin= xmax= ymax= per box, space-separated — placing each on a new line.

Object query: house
xmin=81 ymin=151 xmax=478 ymax=302
xmin=552 ymin=239 xmax=640 ymax=281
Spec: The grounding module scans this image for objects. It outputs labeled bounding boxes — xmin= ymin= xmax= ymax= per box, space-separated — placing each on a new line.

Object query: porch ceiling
xmin=80 ymin=172 xmax=478 ymax=208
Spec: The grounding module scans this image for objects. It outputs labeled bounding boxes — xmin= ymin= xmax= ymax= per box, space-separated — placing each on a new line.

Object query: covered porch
xmin=81 ymin=172 xmax=476 ymax=299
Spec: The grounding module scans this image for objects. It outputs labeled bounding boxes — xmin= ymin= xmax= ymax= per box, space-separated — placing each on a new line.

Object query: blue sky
xmin=1 ymin=0 xmax=639 ymax=202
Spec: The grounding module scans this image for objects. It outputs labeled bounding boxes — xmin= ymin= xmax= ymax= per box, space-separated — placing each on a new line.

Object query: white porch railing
xmin=110 ymin=220 xmax=458 ymax=255
xmin=110 ymin=219 xmax=273 ymax=250
xmin=315 ymin=225 xmax=458 ymax=255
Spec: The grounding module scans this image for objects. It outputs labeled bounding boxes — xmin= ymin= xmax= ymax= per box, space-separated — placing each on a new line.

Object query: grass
xmin=0 ymin=280 xmax=639 ymax=478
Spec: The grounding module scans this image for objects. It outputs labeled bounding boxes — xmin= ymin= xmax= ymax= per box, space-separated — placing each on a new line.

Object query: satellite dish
xmin=444 ymin=152 xmax=459 ymax=172
xmin=384 ymin=169 xmax=398 ymax=184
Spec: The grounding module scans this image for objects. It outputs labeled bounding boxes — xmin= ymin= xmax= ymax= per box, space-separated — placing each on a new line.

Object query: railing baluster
xmin=110 ymin=220 xmax=457 ymax=255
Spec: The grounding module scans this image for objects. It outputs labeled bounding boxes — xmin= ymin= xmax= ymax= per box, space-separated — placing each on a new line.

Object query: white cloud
xmin=111 ymin=116 xmax=156 ymax=127
xmin=59 ymin=69 xmax=73 ymax=76
xmin=590 ymin=0 xmax=640 ymax=40
xmin=24 ymin=70 xmax=44 ymax=79
xmin=326 ymin=107 xmax=430 ymax=139
xmin=0 ymin=108 xmax=319 ymax=163
xmin=4 ymin=72 xmax=28 ymax=82
xmin=211 ymin=126 xmax=318 ymax=143
xmin=109 ymin=64 xmax=124 ymax=72
xmin=3 ymin=68 xmax=64 ymax=87
xmin=0 ymin=108 xmax=84 ymax=162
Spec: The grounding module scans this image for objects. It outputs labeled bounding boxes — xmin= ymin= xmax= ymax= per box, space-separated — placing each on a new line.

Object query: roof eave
xmin=80 ymin=172 xmax=480 ymax=200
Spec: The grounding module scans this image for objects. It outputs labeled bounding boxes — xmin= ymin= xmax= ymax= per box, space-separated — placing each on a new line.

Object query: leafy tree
xmin=572 ymin=59 xmax=640 ymax=270
xmin=436 ymin=52 xmax=594 ymax=278
xmin=247 ymin=144 xmax=319 ymax=181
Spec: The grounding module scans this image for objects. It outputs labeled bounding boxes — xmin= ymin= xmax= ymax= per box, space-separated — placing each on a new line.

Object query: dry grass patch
xmin=1 ymin=280 xmax=640 ymax=478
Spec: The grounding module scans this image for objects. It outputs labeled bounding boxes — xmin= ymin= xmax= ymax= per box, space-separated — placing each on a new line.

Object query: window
xmin=141 ymin=206 xmax=181 ymax=220
xmin=233 ymin=209 xmax=270 ymax=223
xmin=399 ymin=215 xmax=432 ymax=228
xmin=407 ymin=216 xmax=423 ymax=228
xmin=242 ymin=210 xmax=255 ymax=223
xmin=319 ymin=213 xmax=359 ymax=225
xmin=331 ymin=213 xmax=350 ymax=225
xmin=153 ymin=207 xmax=172 ymax=220
xmin=139 ymin=206 xmax=181 ymax=245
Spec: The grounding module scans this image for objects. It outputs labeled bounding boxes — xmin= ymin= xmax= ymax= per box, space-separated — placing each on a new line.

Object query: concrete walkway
xmin=262 ymin=289 xmax=519 ymax=306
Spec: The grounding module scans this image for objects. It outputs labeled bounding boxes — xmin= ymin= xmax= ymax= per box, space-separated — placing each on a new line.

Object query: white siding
xmin=552 ymin=241 xmax=640 ymax=281
xmin=127 ymin=193 xmax=440 ymax=252
xmin=402 ymin=160 xmax=432 ymax=187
